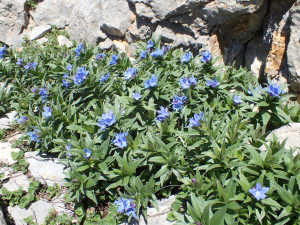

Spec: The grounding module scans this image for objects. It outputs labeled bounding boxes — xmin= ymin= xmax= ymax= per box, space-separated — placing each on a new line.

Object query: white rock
xmin=0 ymin=142 xmax=20 ymax=165
xmin=25 ymin=152 xmax=68 ymax=186
xmin=50 ymin=194 xmax=74 ymax=216
xmin=0 ymin=111 xmax=17 ymax=129
xmin=99 ymin=38 xmax=113 ymax=50
xmin=0 ymin=167 xmax=13 ymax=180
xmin=57 ymin=35 xmax=72 ymax=48
xmin=29 ymin=25 xmax=51 ymax=41
xmin=1 ymin=172 xmax=30 ymax=192
xmin=113 ymin=40 xmax=129 ymax=54
xmin=260 ymin=123 xmax=300 ymax=156
xmin=8 ymin=200 xmax=54 ymax=225
xmin=36 ymin=37 xmax=48 ymax=45
xmin=7 ymin=133 xmax=23 ymax=143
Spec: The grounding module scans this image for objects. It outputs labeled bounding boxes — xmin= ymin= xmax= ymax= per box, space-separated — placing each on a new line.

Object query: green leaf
xmin=86 ymin=189 xmax=98 ymax=204
xmin=210 ymin=205 xmax=227 ymax=225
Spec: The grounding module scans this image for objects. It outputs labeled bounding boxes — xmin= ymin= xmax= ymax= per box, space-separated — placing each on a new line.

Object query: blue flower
xmin=62 ymin=74 xmax=72 ymax=89
xmin=190 ymin=76 xmax=197 ymax=86
xmin=112 ymin=132 xmax=128 ymax=148
xmin=65 ymin=143 xmax=72 ymax=151
xmin=156 ymin=106 xmax=169 ymax=122
xmin=24 ymin=62 xmax=38 ymax=70
xmin=233 ymin=95 xmax=243 ymax=105
xmin=181 ymin=52 xmax=192 ymax=63
xmin=39 ymin=87 xmax=48 ymax=102
xmin=140 ymin=51 xmax=147 ymax=59
xmin=126 ymin=203 xmax=137 ymax=219
xmin=109 ymin=54 xmax=119 ymax=65
xmin=249 ymin=183 xmax=269 ymax=201
xmin=66 ymin=63 xmax=73 ymax=71
xmin=147 ymin=40 xmax=155 ymax=51
xmin=201 ymin=51 xmax=212 ymax=63
xmin=100 ymin=73 xmax=110 ymax=82
xmin=73 ymin=67 xmax=89 ymax=85
xmin=66 ymin=144 xmax=72 ymax=157
xmin=206 ymin=79 xmax=220 ymax=88
xmin=151 ymin=49 xmax=165 ymax=58
xmin=42 ymin=106 xmax=52 ymax=117
xmin=96 ymin=53 xmax=106 ymax=60
xmin=179 ymin=78 xmax=191 ymax=89
xmin=28 ymin=128 xmax=40 ymax=142
xmin=132 ymin=92 xmax=142 ymax=101
xmin=172 ymin=95 xmax=187 ymax=111
xmin=268 ymin=83 xmax=284 ymax=98
xmin=0 ymin=45 xmax=7 ymax=58
xmin=31 ymin=62 xmax=38 ymax=70
xmin=16 ymin=58 xmax=23 ymax=66
xmin=188 ymin=113 xmax=204 ymax=127
xmin=17 ymin=116 xmax=28 ymax=124
xmin=124 ymin=68 xmax=138 ymax=80
xmin=162 ymin=46 xmax=170 ymax=52
xmin=114 ymin=197 xmax=132 ymax=213
xmin=32 ymin=87 xmax=37 ymax=93
xmin=75 ymin=43 xmax=84 ymax=56
xmin=144 ymin=75 xmax=158 ymax=89
xmin=84 ymin=149 xmax=91 ymax=159
xmin=97 ymin=110 xmax=116 ymax=130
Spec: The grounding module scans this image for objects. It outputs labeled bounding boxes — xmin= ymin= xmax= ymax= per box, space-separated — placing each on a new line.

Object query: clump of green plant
xmin=0 ymin=180 xmax=40 ymax=208
xmin=1 ymin=33 xmax=300 ymax=224
xmin=10 ymin=151 xmax=29 ymax=173
xmin=27 ymin=0 xmax=37 ymax=8
xmin=46 ymin=183 xmax=61 ymax=199
xmin=23 ymin=215 xmax=37 ymax=225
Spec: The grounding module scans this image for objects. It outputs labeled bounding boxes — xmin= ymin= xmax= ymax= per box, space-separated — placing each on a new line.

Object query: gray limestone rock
xmin=245 ymin=0 xmax=295 ymax=84
xmin=66 ymin=0 xmax=106 ymax=44
xmin=287 ymin=0 xmax=300 ymax=92
xmin=29 ymin=25 xmax=51 ymax=41
xmin=1 ymin=172 xmax=30 ymax=192
xmin=25 ymin=152 xmax=68 ymax=186
xmin=0 ymin=206 xmax=6 ymax=225
xmin=30 ymin=0 xmax=75 ymax=29
xmin=8 ymin=200 xmax=54 ymax=225
xmin=0 ymin=0 xmax=28 ymax=46
xmin=100 ymin=0 xmax=135 ymax=36
xmin=134 ymin=0 xmax=209 ymax=22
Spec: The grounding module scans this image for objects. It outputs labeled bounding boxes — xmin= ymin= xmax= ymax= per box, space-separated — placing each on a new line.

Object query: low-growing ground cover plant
xmin=1 ymin=34 xmax=300 ymax=224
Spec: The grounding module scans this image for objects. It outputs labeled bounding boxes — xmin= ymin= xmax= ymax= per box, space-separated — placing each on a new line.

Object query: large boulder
xmin=287 ymin=0 xmax=300 ymax=92
xmin=0 ymin=0 xmax=28 ymax=46
xmin=30 ymin=0 xmax=75 ymax=29
xmin=100 ymin=0 xmax=135 ymax=36
xmin=245 ymin=0 xmax=296 ymax=82
xmin=66 ymin=0 xmax=104 ymax=44
xmin=133 ymin=0 xmax=208 ymax=22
